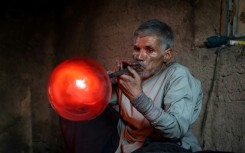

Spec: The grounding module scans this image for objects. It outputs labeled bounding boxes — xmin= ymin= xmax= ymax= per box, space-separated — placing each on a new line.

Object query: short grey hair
xmin=134 ymin=19 xmax=174 ymax=51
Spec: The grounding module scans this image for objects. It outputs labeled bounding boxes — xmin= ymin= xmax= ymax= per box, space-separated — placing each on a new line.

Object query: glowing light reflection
xmin=75 ymin=79 xmax=86 ymax=89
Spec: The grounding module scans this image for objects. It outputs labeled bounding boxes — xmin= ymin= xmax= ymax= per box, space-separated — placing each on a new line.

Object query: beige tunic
xmin=114 ymin=63 xmax=203 ymax=153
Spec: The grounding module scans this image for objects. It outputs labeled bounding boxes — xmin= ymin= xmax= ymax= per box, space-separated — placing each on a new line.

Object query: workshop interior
xmin=0 ymin=0 xmax=244 ymax=153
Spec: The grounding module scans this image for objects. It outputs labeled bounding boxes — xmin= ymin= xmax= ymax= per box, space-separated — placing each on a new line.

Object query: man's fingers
xmin=119 ymin=73 xmax=132 ymax=81
xmin=127 ymin=66 xmax=140 ymax=79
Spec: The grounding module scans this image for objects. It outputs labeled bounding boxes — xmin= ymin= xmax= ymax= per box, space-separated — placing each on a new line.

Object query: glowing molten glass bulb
xmin=47 ymin=57 xmax=111 ymax=121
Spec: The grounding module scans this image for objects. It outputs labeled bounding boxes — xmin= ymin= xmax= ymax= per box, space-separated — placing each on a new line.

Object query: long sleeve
xmin=131 ymin=70 xmax=202 ymax=140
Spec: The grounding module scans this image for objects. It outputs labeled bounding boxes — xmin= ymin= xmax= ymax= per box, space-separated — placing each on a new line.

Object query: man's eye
xmin=133 ymin=47 xmax=140 ymax=52
xmin=145 ymin=46 xmax=154 ymax=53
xmin=146 ymin=48 xmax=154 ymax=53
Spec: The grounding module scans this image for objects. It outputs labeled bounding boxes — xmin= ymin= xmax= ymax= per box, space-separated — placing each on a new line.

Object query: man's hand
xmin=118 ymin=66 xmax=142 ymax=101
xmin=107 ymin=59 xmax=123 ymax=84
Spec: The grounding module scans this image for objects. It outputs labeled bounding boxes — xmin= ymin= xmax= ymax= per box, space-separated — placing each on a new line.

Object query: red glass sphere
xmin=47 ymin=57 xmax=111 ymax=121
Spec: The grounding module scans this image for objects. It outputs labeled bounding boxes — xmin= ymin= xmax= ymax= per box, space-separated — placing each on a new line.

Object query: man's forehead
xmin=134 ymin=35 xmax=161 ymax=45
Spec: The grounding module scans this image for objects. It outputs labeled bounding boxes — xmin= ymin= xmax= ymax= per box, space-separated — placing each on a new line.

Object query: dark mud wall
xmin=0 ymin=0 xmax=244 ymax=153
xmin=0 ymin=1 xmax=65 ymax=152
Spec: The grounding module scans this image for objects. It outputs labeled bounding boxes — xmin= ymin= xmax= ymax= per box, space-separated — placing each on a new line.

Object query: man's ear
xmin=163 ymin=48 xmax=172 ymax=62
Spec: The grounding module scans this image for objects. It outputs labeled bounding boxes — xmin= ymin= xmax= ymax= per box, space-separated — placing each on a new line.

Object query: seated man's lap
xmin=59 ymin=104 xmax=120 ymax=153
xmin=132 ymin=142 xmax=191 ymax=153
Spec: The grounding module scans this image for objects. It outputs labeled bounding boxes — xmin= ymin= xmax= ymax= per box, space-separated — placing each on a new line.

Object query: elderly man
xmin=60 ymin=19 xmax=203 ymax=153
xmin=112 ymin=19 xmax=202 ymax=153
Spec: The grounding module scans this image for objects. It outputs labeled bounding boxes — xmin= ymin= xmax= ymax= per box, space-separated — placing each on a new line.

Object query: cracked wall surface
xmin=199 ymin=47 xmax=245 ymax=152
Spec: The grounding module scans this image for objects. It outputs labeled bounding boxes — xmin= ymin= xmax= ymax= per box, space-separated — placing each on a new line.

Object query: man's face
xmin=132 ymin=35 xmax=166 ymax=80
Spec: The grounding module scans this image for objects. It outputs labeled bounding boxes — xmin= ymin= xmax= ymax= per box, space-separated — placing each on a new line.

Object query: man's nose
xmin=137 ymin=50 xmax=145 ymax=60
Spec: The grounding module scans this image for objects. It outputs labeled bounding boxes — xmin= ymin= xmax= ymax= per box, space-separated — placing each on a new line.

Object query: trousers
xmin=59 ymin=104 xmax=120 ymax=153
xmin=60 ymin=104 xmax=192 ymax=153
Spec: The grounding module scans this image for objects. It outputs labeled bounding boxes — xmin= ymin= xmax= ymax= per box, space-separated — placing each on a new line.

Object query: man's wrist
xmin=131 ymin=91 xmax=163 ymax=124
xmin=131 ymin=91 xmax=144 ymax=102
xmin=130 ymin=91 xmax=152 ymax=114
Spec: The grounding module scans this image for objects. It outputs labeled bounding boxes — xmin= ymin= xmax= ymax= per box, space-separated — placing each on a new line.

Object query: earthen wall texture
xmin=0 ymin=0 xmax=244 ymax=153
